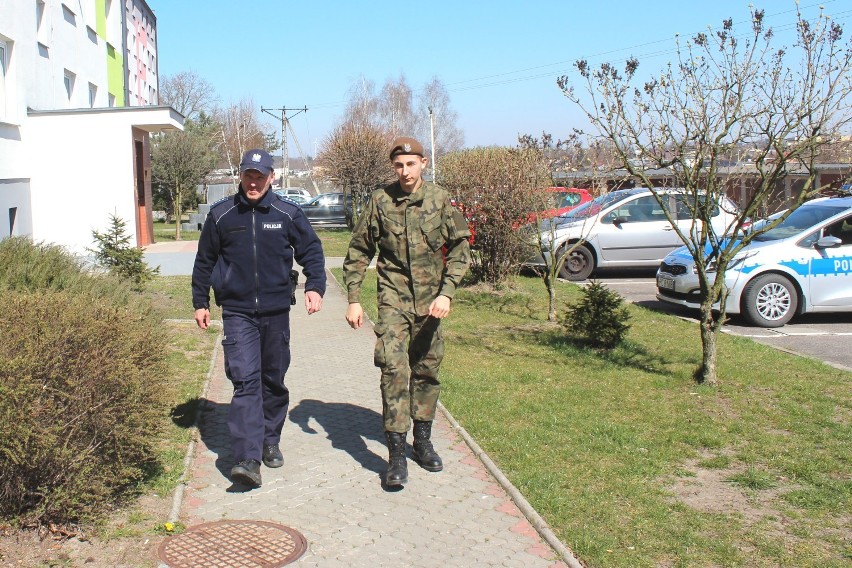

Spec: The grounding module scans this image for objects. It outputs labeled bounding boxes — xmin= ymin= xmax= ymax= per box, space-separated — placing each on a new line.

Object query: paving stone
xmin=172 ymin=265 xmax=575 ymax=568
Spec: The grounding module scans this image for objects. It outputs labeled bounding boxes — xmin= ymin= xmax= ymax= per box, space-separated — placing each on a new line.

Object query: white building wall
xmin=1 ymin=0 xmax=114 ymax=181
xmin=0 ymin=0 xmax=182 ymax=251
xmin=26 ymin=106 xmax=181 ymax=254
xmin=27 ymin=1 xmax=109 ymax=111
xmin=25 ymin=111 xmax=134 ymax=252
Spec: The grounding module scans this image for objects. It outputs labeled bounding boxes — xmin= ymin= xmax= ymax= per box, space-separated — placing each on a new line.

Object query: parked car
xmin=656 ymin=195 xmax=852 ymax=327
xmin=539 ymin=187 xmax=593 ymax=219
xmin=274 ymin=188 xmax=312 ymax=203
xmin=455 ymin=187 xmax=592 ymax=245
xmin=524 ymin=188 xmax=742 ymax=280
xmin=300 ymin=192 xmax=346 ymax=225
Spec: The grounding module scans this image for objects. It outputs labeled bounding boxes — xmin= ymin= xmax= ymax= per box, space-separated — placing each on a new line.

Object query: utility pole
xmin=261 ymin=106 xmax=307 ymax=188
xmin=429 ymin=106 xmax=437 ymax=180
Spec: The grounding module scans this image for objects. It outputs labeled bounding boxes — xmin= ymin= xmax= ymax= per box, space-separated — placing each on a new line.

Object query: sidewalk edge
xmin=168 ymin=324 xmax=224 ymax=524
xmin=438 ymin=401 xmax=586 ymax=568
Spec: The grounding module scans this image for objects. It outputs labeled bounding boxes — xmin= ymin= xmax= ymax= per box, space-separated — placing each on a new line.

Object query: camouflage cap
xmin=389 ymin=136 xmax=425 ymax=159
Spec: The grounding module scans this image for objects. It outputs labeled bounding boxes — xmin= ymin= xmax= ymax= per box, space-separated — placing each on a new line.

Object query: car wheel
xmin=558 ymin=244 xmax=594 ymax=281
xmin=741 ymin=273 xmax=798 ymax=327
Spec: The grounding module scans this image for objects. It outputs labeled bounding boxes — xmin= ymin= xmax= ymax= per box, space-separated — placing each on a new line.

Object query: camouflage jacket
xmin=343 ymin=181 xmax=471 ymax=316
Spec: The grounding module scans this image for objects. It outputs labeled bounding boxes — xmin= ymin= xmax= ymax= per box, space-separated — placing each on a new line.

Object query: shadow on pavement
xmin=193 ymin=398 xmax=235 ymax=480
xmin=288 ymin=399 xmax=387 ymax=475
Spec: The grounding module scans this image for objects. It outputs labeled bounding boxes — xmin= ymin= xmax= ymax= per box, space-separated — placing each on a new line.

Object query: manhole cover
xmin=158 ymin=520 xmax=307 ymax=567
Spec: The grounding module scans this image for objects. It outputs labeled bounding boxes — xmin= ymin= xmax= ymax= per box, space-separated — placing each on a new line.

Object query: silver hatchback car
xmin=524 ymin=188 xmax=741 ymax=280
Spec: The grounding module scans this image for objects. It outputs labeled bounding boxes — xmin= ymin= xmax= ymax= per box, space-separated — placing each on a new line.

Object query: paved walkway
xmin=156 ymin=241 xmax=579 ymax=567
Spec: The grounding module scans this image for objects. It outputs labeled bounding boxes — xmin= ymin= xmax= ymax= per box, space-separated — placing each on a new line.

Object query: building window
xmin=61 ymin=3 xmax=76 ymax=26
xmin=64 ymin=69 xmax=75 ymax=104
xmin=36 ymin=1 xmax=46 ymax=31
xmin=88 ymin=82 xmax=97 ymax=107
xmin=108 ymin=93 xmax=115 ymax=107
xmin=8 ymin=208 xmax=17 ymax=236
xmin=0 ymin=39 xmax=7 ymax=119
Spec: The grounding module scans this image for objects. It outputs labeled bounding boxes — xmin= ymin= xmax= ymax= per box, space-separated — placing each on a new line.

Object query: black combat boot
xmin=412 ymin=420 xmax=443 ymax=472
xmin=384 ymin=431 xmax=408 ymax=486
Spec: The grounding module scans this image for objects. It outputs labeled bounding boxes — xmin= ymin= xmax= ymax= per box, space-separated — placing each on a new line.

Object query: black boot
xmin=384 ymin=431 xmax=408 ymax=486
xmin=412 ymin=420 xmax=443 ymax=472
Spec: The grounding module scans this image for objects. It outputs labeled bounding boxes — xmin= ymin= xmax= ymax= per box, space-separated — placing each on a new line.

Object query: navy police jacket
xmin=192 ymin=187 xmax=326 ymax=314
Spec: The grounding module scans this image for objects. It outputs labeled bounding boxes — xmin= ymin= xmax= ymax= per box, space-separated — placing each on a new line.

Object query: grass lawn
xmin=153 ymin=224 xmax=350 ymax=257
xmin=143 ymin=276 xmax=220 ymax=497
xmin=331 ymin=268 xmax=851 ymax=568
xmin=153 ymin=222 xmax=201 ymax=242
xmin=315 ymin=227 xmax=353 ymax=257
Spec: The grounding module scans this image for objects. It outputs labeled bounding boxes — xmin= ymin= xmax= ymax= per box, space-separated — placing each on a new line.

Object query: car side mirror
xmin=815 ymin=235 xmax=842 ymax=249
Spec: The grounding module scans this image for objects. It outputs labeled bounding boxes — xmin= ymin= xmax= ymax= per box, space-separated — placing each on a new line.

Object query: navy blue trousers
xmin=221 ymin=309 xmax=291 ymax=463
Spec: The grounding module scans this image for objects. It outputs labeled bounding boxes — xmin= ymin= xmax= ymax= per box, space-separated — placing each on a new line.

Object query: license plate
xmin=657 ymin=276 xmax=675 ymax=290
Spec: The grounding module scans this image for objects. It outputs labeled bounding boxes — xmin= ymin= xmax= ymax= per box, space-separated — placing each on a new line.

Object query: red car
xmin=537 ymin=187 xmax=593 ymax=220
xmin=452 ymin=187 xmax=592 ymax=245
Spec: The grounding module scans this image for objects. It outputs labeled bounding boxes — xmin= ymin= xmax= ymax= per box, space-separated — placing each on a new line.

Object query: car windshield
xmin=549 ymin=191 xmax=581 ymax=209
xmin=556 ymin=191 xmax=631 ymax=222
xmin=753 ymin=204 xmax=848 ymax=241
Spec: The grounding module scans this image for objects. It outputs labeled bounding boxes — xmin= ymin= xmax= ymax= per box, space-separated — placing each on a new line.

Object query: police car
xmin=656 ymin=196 xmax=852 ymax=327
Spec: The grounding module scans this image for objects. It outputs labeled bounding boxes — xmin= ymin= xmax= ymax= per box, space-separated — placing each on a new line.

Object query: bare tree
xmin=213 ymin=99 xmax=278 ymax=183
xmin=378 ymin=74 xmax=417 ymax=137
xmin=519 ymin=133 xmax=602 ymax=321
xmin=343 ymin=75 xmax=381 ymax=128
xmin=159 ymin=71 xmax=217 ymax=120
xmin=560 ymin=5 xmax=852 ymax=385
xmin=416 ymin=77 xmax=464 ymax=158
xmin=339 ymin=75 xmax=465 ymax=157
xmin=315 ymin=122 xmax=395 ymax=228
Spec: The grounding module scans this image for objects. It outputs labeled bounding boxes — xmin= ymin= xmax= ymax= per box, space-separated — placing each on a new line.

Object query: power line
xmin=301 ymin=1 xmax=849 ymax=109
xmin=445 ymin=9 xmax=852 ymax=94
xmin=261 ymin=106 xmax=308 ymax=188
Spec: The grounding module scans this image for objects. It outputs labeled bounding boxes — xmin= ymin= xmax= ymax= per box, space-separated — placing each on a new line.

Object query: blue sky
xmin=152 ymin=1 xmax=848 ymax=154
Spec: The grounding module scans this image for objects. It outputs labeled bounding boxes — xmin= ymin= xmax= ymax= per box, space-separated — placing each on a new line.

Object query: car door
xmin=316 ymin=194 xmax=336 ymax=223
xmin=596 ymin=195 xmax=681 ymax=262
xmin=330 ymin=193 xmax=345 ymax=222
xmin=807 ymin=215 xmax=852 ymax=308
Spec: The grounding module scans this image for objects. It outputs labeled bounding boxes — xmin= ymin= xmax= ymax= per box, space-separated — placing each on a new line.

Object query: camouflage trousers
xmin=373 ymin=307 xmax=445 ymax=433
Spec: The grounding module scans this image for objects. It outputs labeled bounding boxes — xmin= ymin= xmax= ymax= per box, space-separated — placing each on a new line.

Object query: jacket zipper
xmin=252 ymin=209 xmax=259 ymax=312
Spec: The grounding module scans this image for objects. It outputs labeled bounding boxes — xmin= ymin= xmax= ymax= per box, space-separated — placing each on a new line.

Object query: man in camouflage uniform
xmin=343 ymin=136 xmax=471 ymax=487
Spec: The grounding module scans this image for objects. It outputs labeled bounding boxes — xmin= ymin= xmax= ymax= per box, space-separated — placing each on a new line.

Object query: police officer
xmin=343 ymin=136 xmax=471 ymax=487
xmin=192 ymin=149 xmax=326 ymax=488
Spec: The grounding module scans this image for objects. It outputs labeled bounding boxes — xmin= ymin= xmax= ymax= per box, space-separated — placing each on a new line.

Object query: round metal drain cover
xmin=158 ymin=520 xmax=307 ymax=567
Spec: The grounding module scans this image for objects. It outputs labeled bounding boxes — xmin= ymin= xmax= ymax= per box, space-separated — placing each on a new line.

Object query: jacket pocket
xmin=373 ymin=323 xmax=387 ymax=367
xmin=421 ymin=212 xmax=445 ymax=252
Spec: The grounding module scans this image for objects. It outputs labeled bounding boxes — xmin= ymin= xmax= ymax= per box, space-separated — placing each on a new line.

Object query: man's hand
xmin=428 ymin=295 xmax=452 ymax=318
xmin=194 ymin=308 xmax=211 ymax=330
xmin=346 ymin=302 xmax=364 ymax=329
xmin=305 ymin=290 xmax=323 ymax=314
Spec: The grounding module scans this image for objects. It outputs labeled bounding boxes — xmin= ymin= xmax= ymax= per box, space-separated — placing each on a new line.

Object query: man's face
xmin=392 ymin=154 xmax=428 ymax=192
xmin=240 ymin=169 xmax=274 ymax=203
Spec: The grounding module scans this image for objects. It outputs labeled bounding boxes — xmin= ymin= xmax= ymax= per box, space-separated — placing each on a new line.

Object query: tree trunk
xmin=696 ymin=302 xmax=718 ymax=385
xmin=174 ymin=194 xmax=182 ymax=241
xmin=547 ymin=275 xmax=557 ymax=322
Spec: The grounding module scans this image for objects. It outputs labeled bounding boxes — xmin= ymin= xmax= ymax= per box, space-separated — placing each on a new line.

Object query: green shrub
xmin=90 ymin=214 xmax=159 ymax=290
xmin=0 ymin=239 xmax=169 ymax=526
xmin=0 ymin=237 xmax=134 ymax=303
xmin=563 ymin=280 xmax=631 ymax=349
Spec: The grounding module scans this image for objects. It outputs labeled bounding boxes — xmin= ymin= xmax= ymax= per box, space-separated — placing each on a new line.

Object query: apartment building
xmin=0 ymin=0 xmax=183 ymax=253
